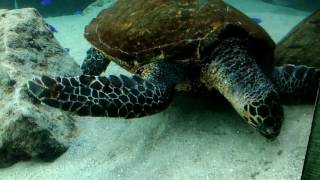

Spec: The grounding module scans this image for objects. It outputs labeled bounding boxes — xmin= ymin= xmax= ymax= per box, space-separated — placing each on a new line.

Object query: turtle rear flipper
xmin=271 ymin=64 xmax=320 ymax=102
xmin=27 ymin=72 xmax=174 ymax=118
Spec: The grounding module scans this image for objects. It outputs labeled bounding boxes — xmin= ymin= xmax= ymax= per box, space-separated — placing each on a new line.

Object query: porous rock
xmin=0 ymin=8 xmax=81 ymax=167
xmin=275 ymin=10 xmax=320 ymax=67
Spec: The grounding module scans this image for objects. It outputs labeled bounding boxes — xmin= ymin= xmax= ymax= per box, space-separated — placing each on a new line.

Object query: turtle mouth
xmin=257 ymin=117 xmax=282 ymax=139
xmin=258 ymin=125 xmax=280 ymax=139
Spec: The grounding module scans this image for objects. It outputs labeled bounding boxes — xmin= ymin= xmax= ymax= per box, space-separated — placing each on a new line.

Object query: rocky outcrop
xmin=0 ymin=8 xmax=81 ymax=167
xmin=275 ymin=10 xmax=320 ymax=67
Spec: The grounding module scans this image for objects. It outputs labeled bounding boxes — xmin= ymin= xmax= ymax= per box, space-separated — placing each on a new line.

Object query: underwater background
xmin=0 ymin=0 xmax=319 ymax=179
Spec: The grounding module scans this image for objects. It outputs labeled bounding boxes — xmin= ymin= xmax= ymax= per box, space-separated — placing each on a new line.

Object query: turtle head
xmin=200 ymin=37 xmax=284 ymax=139
xmin=243 ymin=91 xmax=283 ymax=139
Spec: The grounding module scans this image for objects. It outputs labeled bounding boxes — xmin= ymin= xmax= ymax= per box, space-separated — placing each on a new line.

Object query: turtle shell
xmin=85 ymin=0 xmax=275 ymax=72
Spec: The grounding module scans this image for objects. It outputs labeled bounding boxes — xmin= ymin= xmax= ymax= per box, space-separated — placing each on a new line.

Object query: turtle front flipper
xmin=81 ymin=47 xmax=110 ymax=75
xmin=27 ymin=62 xmax=180 ymax=118
xmin=270 ymin=64 xmax=320 ymax=102
xmin=201 ymin=37 xmax=283 ymax=139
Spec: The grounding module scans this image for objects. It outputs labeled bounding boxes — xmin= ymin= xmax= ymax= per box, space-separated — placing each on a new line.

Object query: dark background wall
xmin=0 ymin=0 xmax=96 ymax=17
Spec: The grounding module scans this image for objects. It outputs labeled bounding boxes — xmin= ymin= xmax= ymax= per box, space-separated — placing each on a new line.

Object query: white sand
xmin=0 ymin=0 xmax=315 ymax=180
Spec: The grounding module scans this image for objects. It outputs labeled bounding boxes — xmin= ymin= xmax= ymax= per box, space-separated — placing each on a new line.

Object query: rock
xmin=0 ymin=8 xmax=81 ymax=167
xmin=275 ymin=10 xmax=320 ymax=67
xmin=0 ymin=0 xmax=96 ymax=17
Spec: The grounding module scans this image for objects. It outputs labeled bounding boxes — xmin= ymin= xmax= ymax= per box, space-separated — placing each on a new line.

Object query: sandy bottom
xmin=0 ymin=0 xmax=316 ymax=180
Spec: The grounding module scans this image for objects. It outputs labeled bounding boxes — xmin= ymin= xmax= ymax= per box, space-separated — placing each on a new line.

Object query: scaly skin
xmin=27 ymin=61 xmax=185 ymax=118
xmin=271 ymin=64 xmax=320 ymax=102
xmin=200 ymin=38 xmax=283 ymax=138
xmin=81 ymin=47 xmax=110 ymax=75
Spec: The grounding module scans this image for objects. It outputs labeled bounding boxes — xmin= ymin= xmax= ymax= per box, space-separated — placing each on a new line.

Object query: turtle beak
xmin=257 ymin=117 xmax=282 ymax=139
xmin=258 ymin=127 xmax=279 ymax=139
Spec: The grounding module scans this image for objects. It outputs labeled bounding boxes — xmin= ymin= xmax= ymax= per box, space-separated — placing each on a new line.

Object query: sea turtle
xmin=27 ymin=0 xmax=319 ymax=139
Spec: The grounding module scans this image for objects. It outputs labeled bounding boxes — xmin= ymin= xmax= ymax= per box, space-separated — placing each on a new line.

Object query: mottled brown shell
xmin=85 ymin=0 xmax=275 ymax=72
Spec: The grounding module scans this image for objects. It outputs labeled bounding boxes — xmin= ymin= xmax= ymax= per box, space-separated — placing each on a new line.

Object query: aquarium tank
xmin=0 ymin=0 xmax=319 ymax=179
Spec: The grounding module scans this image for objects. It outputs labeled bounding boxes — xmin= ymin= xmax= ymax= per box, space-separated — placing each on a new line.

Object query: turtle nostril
xmin=266 ymin=128 xmax=274 ymax=135
xmin=258 ymin=127 xmax=279 ymax=139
